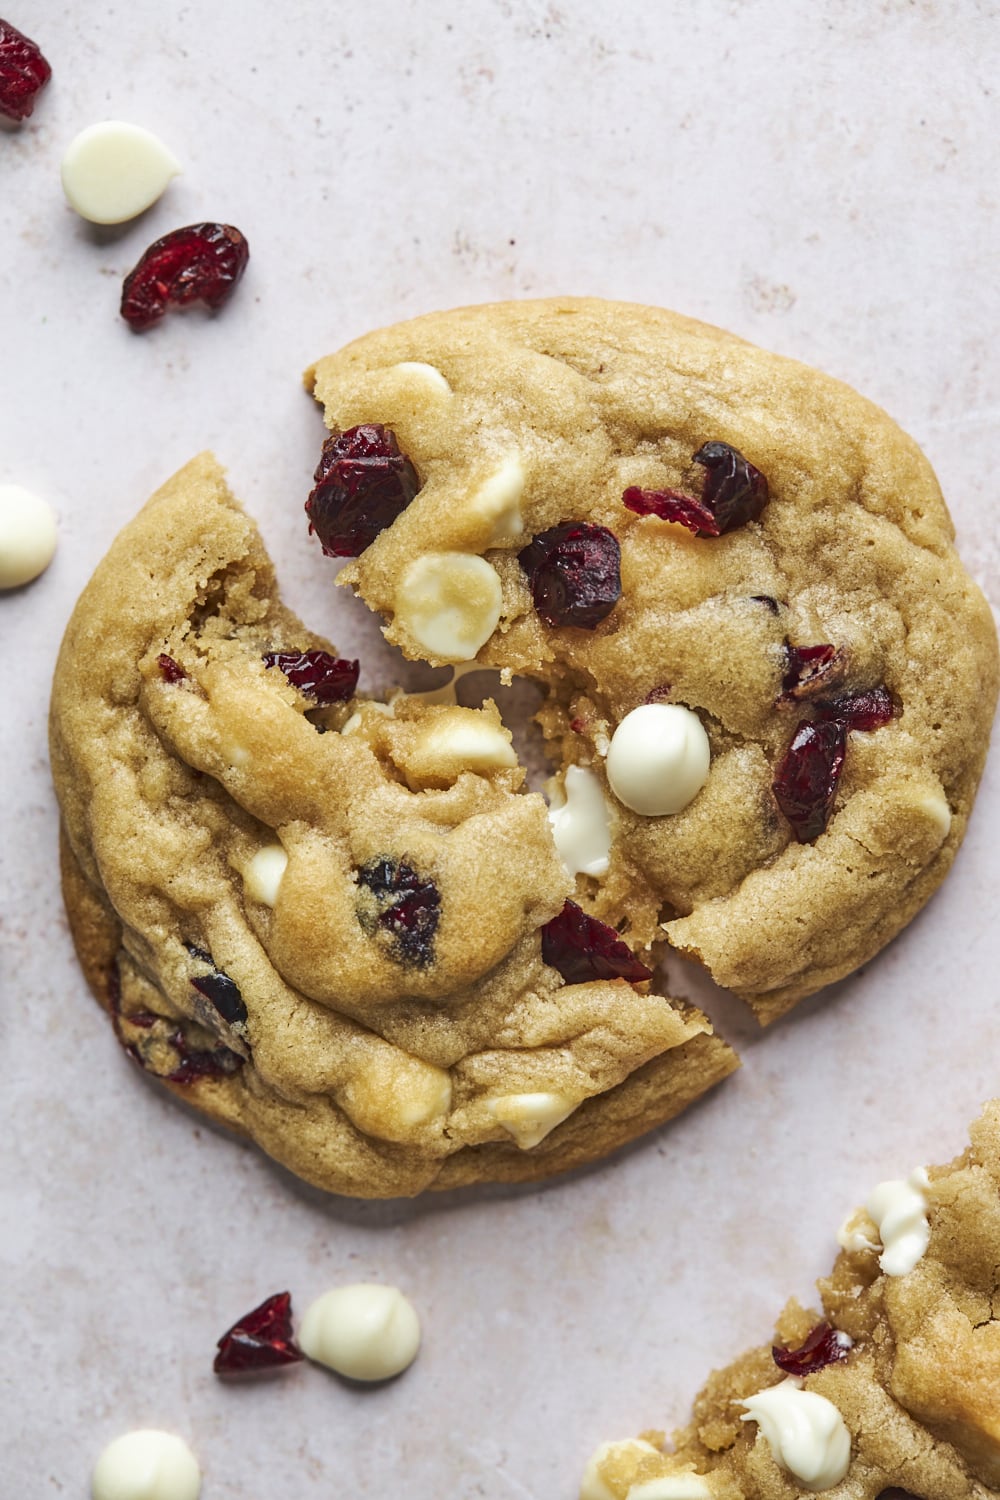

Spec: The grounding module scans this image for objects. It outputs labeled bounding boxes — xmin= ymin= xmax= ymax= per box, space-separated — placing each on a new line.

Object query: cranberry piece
xmin=167 ymin=1032 xmax=243 ymax=1084
xmin=779 ymin=642 xmax=847 ymax=704
xmin=120 ymin=223 xmax=249 ymax=331
xmin=214 ymin=1291 xmax=304 ymax=1376
xmin=818 ymin=685 xmax=895 ymax=731
xmin=518 ymin=522 xmax=621 ymax=629
xmin=262 ymin=650 xmax=359 ymax=704
xmin=773 ymin=1321 xmax=853 ymax=1377
xmin=541 ymin=900 xmax=652 ymax=985
xmin=305 ymin=424 xmax=419 ymax=558
xmin=0 ymin=19 xmax=51 ymax=121
xmin=623 ymin=441 xmax=769 ymax=537
xmin=772 ymin=719 xmax=847 ymax=843
xmin=357 ymin=857 xmax=441 ymax=967
xmin=157 ymin=653 xmax=187 ymax=683
xmin=187 ymin=945 xmax=248 ymax=1028
xmin=643 ymin=683 xmax=672 ymax=704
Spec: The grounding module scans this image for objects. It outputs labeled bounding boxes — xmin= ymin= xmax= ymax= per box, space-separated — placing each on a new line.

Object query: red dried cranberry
xmin=779 ymin=642 xmax=847 ymax=704
xmin=188 ymin=948 xmax=248 ymax=1028
xmin=263 ymin=650 xmax=359 ymax=704
xmin=120 ymin=223 xmax=249 ymax=331
xmin=773 ymin=1321 xmax=853 ymax=1377
xmin=214 ymin=1291 xmax=304 ymax=1376
xmin=357 ymin=857 xmax=441 ymax=967
xmin=772 ymin=719 xmax=847 ymax=843
xmin=643 ymin=683 xmax=672 ymax=704
xmin=518 ymin=522 xmax=621 ymax=629
xmin=305 ymin=425 xmax=419 ymax=558
xmin=541 ymin=900 xmax=652 ymax=985
xmin=157 ymin=653 xmax=187 ymax=683
xmin=0 ymin=19 xmax=51 ymax=121
xmin=818 ymin=685 xmax=895 ymax=731
xmin=167 ymin=1032 xmax=243 ymax=1084
xmin=623 ymin=441 xmax=768 ymax=537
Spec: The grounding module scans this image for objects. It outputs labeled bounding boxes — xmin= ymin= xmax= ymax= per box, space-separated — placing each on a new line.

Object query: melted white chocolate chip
xmin=866 ymin=1167 xmax=930 ymax=1276
xmin=244 ymin=844 xmax=288 ymax=906
xmin=487 ymin=1090 xmax=577 ymax=1148
xmin=548 ymin=765 xmax=612 ymax=878
xmin=740 ymin=1378 xmax=851 ymax=1491
xmin=836 ymin=1208 xmax=879 ymax=1254
xmin=61 ymin=121 xmax=180 ymax=224
xmin=914 ymin=789 xmax=952 ymax=840
xmin=299 ymin=1283 xmax=421 ymax=1381
xmin=413 ymin=708 xmax=517 ymax=773
xmin=468 ymin=455 xmax=525 ymax=542
xmin=606 ymin=704 xmax=710 ymax=817
xmin=580 ymin=1439 xmax=660 ymax=1500
xmin=0 ymin=483 xmax=57 ymax=589
xmin=91 ymin=1429 xmax=201 ymax=1500
xmin=387 ymin=360 xmax=452 ymax=396
xmin=628 ymin=1477 xmax=713 ymax=1499
xmin=395 ymin=552 xmax=503 ymax=661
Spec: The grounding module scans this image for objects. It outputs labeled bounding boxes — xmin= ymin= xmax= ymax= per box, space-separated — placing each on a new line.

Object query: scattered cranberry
xmin=107 ymin=957 xmax=242 ymax=1082
xmin=214 ymin=1291 xmax=304 ymax=1376
xmin=773 ymin=1321 xmax=853 ymax=1377
xmin=306 ymin=424 xmax=419 ymax=558
xmin=518 ymin=522 xmax=621 ymax=629
xmin=541 ymin=900 xmax=652 ymax=985
xmin=818 ymin=685 xmax=895 ymax=731
xmin=779 ymin=642 xmax=847 ymax=704
xmin=357 ymin=857 xmax=441 ymax=967
xmin=166 ymin=1030 xmax=244 ymax=1084
xmin=569 ymin=716 xmax=588 ymax=734
xmin=157 ymin=653 xmax=187 ymax=683
xmin=623 ymin=441 xmax=769 ymax=537
xmin=120 ymin=222 xmax=249 ymax=331
xmin=187 ymin=944 xmax=248 ymax=1028
xmin=263 ymin=650 xmax=359 ymax=704
xmin=643 ymin=683 xmax=672 ymax=704
xmin=0 ymin=19 xmax=51 ymax=121
xmin=772 ymin=719 xmax=847 ymax=843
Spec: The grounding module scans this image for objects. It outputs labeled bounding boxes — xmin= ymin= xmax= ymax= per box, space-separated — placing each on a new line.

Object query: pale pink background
xmin=2 ymin=2 xmax=999 ymax=1496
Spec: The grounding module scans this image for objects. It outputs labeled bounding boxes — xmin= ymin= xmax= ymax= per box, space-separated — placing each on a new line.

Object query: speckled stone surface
xmin=2 ymin=3 xmax=999 ymax=1497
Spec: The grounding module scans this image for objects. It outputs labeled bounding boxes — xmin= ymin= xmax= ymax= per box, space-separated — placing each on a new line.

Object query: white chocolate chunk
xmin=299 ymin=1284 xmax=421 ymax=1381
xmin=628 ymin=1477 xmax=713 ymax=1499
xmin=580 ymin=1440 xmax=660 ymax=1500
xmin=548 ymin=765 xmax=611 ymax=878
xmin=468 ymin=455 xmax=525 ymax=541
xmin=61 ymin=121 xmax=180 ymax=225
xmin=91 ymin=1429 xmax=201 ymax=1500
xmin=913 ymin=789 xmax=952 ymax=840
xmin=487 ymin=1090 xmax=577 ymax=1149
xmin=866 ymin=1167 xmax=930 ymax=1276
xmin=740 ymin=1378 xmax=851 ymax=1491
xmin=836 ymin=1208 xmax=879 ymax=1254
xmin=606 ymin=704 xmax=710 ymax=817
xmin=414 ymin=708 xmax=517 ymax=772
xmin=244 ymin=844 xmax=288 ymax=906
xmin=0 ymin=483 xmax=57 ymax=589
xmin=388 ymin=360 xmax=452 ymax=396
xmin=395 ymin=552 xmax=503 ymax=661
xmin=393 ymin=1065 xmax=453 ymax=1126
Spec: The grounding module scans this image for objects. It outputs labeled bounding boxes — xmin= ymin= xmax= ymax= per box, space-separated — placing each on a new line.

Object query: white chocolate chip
xmin=244 ymin=844 xmax=288 ymax=906
xmin=548 ymin=765 xmax=612 ymax=878
xmin=393 ymin=1066 xmax=453 ymax=1126
xmin=836 ymin=1209 xmax=879 ymax=1254
xmin=91 ymin=1429 xmax=201 ymax=1500
xmin=387 ymin=360 xmax=452 ymax=396
xmin=414 ymin=709 xmax=517 ymax=772
xmin=606 ymin=704 xmax=710 ymax=816
xmin=866 ymin=1167 xmax=930 ymax=1276
xmin=468 ymin=455 xmax=525 ymax=542
xmin=628 ymin=1477 xmax=714 ymax=1500
xmin=0 ymin=483 xmax=57 ymax=589
xmin=395 ymin=552 xmax=503 ymax=661
xmin=580 ymin=1440 xmax=660 ymax=1500
xmin=487 ymin=1090 xmax=577 ymax=1149
xmin=914 ymin=790 xmax=952 ymax=840
xmin=740 ymin=1379 xmax=851 ymax=1491
xmin=61 ymin=121 xmax=180 ymax=225
xmin=299 ymin=1284 xmax=421 ymax=1382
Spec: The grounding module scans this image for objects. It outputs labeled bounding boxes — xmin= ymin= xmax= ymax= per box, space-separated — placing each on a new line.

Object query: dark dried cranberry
xmin=357 ymin=857 xmax=441 ymax=967
xmin=518 ymin=522 xmax=621 ymax=629
xmin=305 ymin=424 xmax=419 ymax=558
xmin=623 ymin=441 xmax=768 ymax=537
xmin=541 ymin=900 xmax=652 ymax=985
xmin=643 ymin=683 xmax=672 ymax=704
xmin=773 ymin=1321 xmax=853 ymax=1377
xmin=120 ymin=223 xmax=249 ymax=331
xmin=214 ymin=1291 xmax=304 ymax=1376
xmin=262 ymin=650 xmax=359 ymax=704
xmin=191 ymin=968 xmax=247 ymax=1028
xmin=167 ymin=1032 xmax=243 ymax=1084
xmin=751 ymin=594 xmax=781 ymax=614
xmin=779 ymin=642 xmax=847 ymax=704
xmin=157 ymin=653 xmax=187 ymax=683
xmin=772 ymin=719 xmax=847 ymax=843
xmin=818 ymin=685 xmax=895 ymax=731
xmin=0 ymin=19 xmax=51 ymax=121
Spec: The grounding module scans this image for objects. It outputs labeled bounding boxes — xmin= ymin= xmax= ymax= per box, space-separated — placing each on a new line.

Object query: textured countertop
xmin=3 ymin=2 xmax=999 ymax=1495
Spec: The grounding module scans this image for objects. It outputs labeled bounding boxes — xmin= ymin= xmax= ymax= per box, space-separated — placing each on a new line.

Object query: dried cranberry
xmin=305 ymin=424 xmax=419 ymax=558
xmin=214 ymin=1291 xmax=304 ymax=1376
xmin=751 ymin=594 xmax=781 ymax=614
xmin=263 ymin=650 xmax=359 ymax=704
xmin=772 ymin=719 xmax=847 ymax=843
xmin=818 ymin=685 xmax=895 ymax=731
xmin=357 ymin=857 xmax=441 ymax=967
xmin=157 ymin=653 xmax=187 ymax=683
xmin=779 ymin=642 xmax=847 ymax=704
xmin=643 ymin=683 xmax=672 ymax=704
xmin=120 ymin=223 xmax=249 ymax=331
xmin=166 ymin=1031 xmax=243 ymax=1084
xmin=541 ymin=900 xmax=652 ymax=985
xmin=773 ymin=1322 xmax=853 ymax=1377
xmin=0 ymin=19 xmax=51 ymax=121
xmin=623 ymin=441 xmax=769 ymax=537
xmin=518 ymin=522 xmax=621 ymax=629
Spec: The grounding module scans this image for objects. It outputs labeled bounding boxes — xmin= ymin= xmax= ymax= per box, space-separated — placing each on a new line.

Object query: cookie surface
xmin=307 ymin=297 xmax=998 ymax=1020
xmin=581 ymin=1099 xmax=1000 ymax=1499
xmin=50 ymin=453 xmax=735 ymax=1197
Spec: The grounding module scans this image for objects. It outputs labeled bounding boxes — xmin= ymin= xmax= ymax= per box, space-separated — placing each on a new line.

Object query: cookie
xmin=580 ymin=1099 xmax=1000 ymax=1499
xmin=306 ymin=297 xmax=998 ymax=1021
xmin=50 ymin=454 xmax=736 ymax=1198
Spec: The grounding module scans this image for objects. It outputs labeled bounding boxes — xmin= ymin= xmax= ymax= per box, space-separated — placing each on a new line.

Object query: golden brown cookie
xmin=579 ymin=1100 xmax=1000 ymax=1499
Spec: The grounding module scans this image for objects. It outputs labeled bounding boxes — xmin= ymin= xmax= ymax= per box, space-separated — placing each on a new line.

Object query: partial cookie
xmin=307 ymin=298 xmax=998 ymax=1021
xmin=579 ymin=1100 xmax=1000 ymax=1499
xmin=50 ymin=454 xmax=735 ymax=1198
